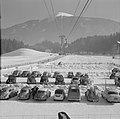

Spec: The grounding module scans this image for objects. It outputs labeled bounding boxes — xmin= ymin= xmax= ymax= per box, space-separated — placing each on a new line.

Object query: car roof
xmin=69 ymin=84 xmax=79 ymax=88
xmin=55 ymin=88 xmax=64 ymax=91
xmin=22 ymin=86 xmax=31 ymax=90
xmin=106 ymin=88 xmax=118 ymax=92
xmin=37 ymin=88 xmax=48 ymax=91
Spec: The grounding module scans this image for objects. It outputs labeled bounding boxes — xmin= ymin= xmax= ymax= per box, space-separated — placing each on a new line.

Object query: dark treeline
xmin=1 ymin=32 xmax=120 ymax=55
xmin=1 ymin=39 xmax=29 ymax=55
xmin=65 ymin=32 xmax=120 ymax=54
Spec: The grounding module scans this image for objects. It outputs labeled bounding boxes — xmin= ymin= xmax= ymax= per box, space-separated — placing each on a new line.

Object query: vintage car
xmin=53 ymin=89 xmax=66 ymax=101
xmin=53 ymin=71 xmax=60 ymax=78
xmin=67 ymin=72 xmax=74 ymax=78
xmin=75 ymin=72 xmax=82 ymax=78
xmin=85 ymin=86 xmax=99 ymax=102
xmin=33 ymin=88 xmax=51 ymax=101
xmin=21 ymin=71 xmax=31 ymax=77
xmin=0 ymin=86 xmax=18 ymax=100
xmin=71 ymin=77 xmax=80 ymax=85
xmin=40 ymin=76 xmax=49 ymax=85
xmin=101 ymin=88 xmax=120 ymax=103
xmin=6 ymin=75 xmax=16 ymax=84
xmin=12 ymin=70 xmax=22 ymax=77
xmin=42 ymin=71 xmax=51 ymax=77
xmin=80 ymin=75 xmax=91 ymax=85
xmin=55 ymin=74 xmax=65 ymax=85
xmin=27 ymin=75 xmax=36 ymax=84
xmin=115 ymin=76 xmax=120 ymax=87
xmin=110 ymin=68 xmax=120 ymax=79
xmin=18 ymin=86 xmax=32 ymax=100
xmin=67 ymin=84 xmax=81 ymax=101
xmin=31 ymin=71 xmax=41 ymax=78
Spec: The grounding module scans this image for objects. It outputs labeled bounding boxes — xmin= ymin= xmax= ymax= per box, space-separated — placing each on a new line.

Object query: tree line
xmin=1 ymin=39 xmax=29 ymax=55
xmin=1 ymin=32 xmax=120 ymax=55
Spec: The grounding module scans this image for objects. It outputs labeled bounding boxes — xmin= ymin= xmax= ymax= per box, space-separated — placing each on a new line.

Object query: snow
xmin=0 ymin=53 xmax=120 ymax=119
xmin=56 ymin=12 xmax=73 ymax=17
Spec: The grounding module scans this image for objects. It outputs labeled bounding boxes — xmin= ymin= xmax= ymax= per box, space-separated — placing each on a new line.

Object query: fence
xmin=0 ymin=114 xmax=120 ymax=119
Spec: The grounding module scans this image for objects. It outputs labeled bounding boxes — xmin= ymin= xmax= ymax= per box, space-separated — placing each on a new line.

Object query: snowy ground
xmin=0 ymin=53 xmax=120 ymax=119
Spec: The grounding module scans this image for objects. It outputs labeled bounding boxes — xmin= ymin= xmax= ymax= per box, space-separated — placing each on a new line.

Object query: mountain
xmin=1 ymin=14 xmax=120 ymax=45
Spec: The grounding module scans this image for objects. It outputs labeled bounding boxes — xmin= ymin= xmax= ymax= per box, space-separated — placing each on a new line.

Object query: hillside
xmin=2 ymin=48 xmax=51 ymax=57
xmin=1 ymin=16 xmax=120 ymax=45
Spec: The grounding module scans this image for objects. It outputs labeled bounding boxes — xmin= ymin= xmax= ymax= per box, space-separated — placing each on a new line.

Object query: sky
xmin=1 ymin=0 xmax=120 ymax=28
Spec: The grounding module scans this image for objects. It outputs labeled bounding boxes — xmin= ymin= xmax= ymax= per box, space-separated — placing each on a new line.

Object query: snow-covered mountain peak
xmin=56 ymin=12 xmax=73 ymax=17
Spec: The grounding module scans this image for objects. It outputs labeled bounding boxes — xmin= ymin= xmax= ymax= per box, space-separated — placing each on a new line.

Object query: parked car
xmin=40 ymin=76 xmax=49 ymax=85
xmin=27 ymin=75 xmax=36 ymax=84
xmin=34 ymin=88 xmax=51 ymax=101
xmin=101 ymin=88 xmax=120 ymax=103
xmin=55 ymin=74 xmax=65 ymax=85
xmin=80 ymin=75 xmax=91 ymax=85
xmin=53 ymin=71 xmax=60 ymax=78
xmin=18 ymin=86 xmax=32 ymax=100
xmin=71 ymin=77 xmax=80 ymax=85
xmin=42 ymin=71 xmax=51 ymax=77
xmin=75 ymin=72 xmax=82 ymax=78
xmin=31 ymin=71 xmax=41 ymax=78
xmin=85 ymin=86 xmax=99 ymax=102
xmin=0 ymin=86 xmax=18 ymax=100
xmin=6 ymin=75 xmax=16 ymax=84
xmin=67 ymin=72 xmax=74 ymax=78
xmin=110 ymin=68 xmax=120 ymax=79
xmin=67 ymin=84 xmax=81 ymax=101
xmin=12 ymin=70 xmax=22 ymax=77
xmin=53 ymin=89 xmax=66 ymax=101
xmin=115 ymin=76 xmax=120 ymax=87
xmin=21 ymin=71 xmax=31 ymax=77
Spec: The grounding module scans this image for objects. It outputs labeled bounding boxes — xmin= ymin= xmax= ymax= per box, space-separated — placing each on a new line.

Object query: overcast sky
xmin=1 ymin=0 xmax=120 ymax=28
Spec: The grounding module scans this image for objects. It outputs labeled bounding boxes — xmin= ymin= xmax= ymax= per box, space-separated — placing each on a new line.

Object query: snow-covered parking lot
xmin=1 ymin=51 xmax=120 ymax=119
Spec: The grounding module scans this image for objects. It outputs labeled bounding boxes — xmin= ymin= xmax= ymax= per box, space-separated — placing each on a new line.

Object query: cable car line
xmin=43 ymin=0 xmax=51 ymax=18
xmin=68 ymin=0 xmax=82 ymax=29
xmin=66 ymin=0 xmax=92 ymax=39
xmin=50 ymin=0 xmax=61 ymax=36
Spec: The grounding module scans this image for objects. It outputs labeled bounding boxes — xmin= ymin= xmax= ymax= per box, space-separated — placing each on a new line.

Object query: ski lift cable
xmin=67 ymin=0 xmax=82 ymax=30
xmin=50 ymin=0 xmax=61 ymax=36
xmin=66 ymin=0 xmax=91 ymax=39
xmin=43 ymin=0 xmax=51 ymax=18
xmin=81 ymin=0 xmax=92 ymax=18
xmin=66 ymin=0 xmax=92 ymax=39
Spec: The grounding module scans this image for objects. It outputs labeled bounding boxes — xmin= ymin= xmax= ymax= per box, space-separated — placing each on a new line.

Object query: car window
xmin=9 ymin=89 xmax=12 ymax=92
xmin=37 ymin=90 xmax=45 ymax=94
xmin=73 ymin=78 xmax=78 ymax=80
xmin=0 ymin=88 xmax=7 ymax=93
xmin=108 ymin=91 xmax=118 ymax=95
xmin=71 ymin=89 xmax=79 ymax=92
xmin=55 ymin=90 xmax=63 ymax=94
xmin=21 ymin=89 xmax=27 ymax=93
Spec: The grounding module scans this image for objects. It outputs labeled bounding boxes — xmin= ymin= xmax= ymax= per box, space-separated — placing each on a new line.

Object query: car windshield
xmin=57 ymin=75 xmax=63 ymax=78
xmin=0 ymin=88 xmax=7 ymax=93
xmin=73 ymin=78 xmax=78 ymax=80
xmin=55 ymin=90 xmax=63 ymax=94
xmin=71 ymin=88 xmax=78 ymax=92
xmin=13 ymin=71 xmax=18 ymax=75
xmin=108 ymin=91 xmax=118 ymax=95
xmin=23 ymin=71 xmax=28 ymax=74
xmin=37 ymin=90 xmax=45 ymax=94
xmin=21 ymin=89 xmax=27 ymax=93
